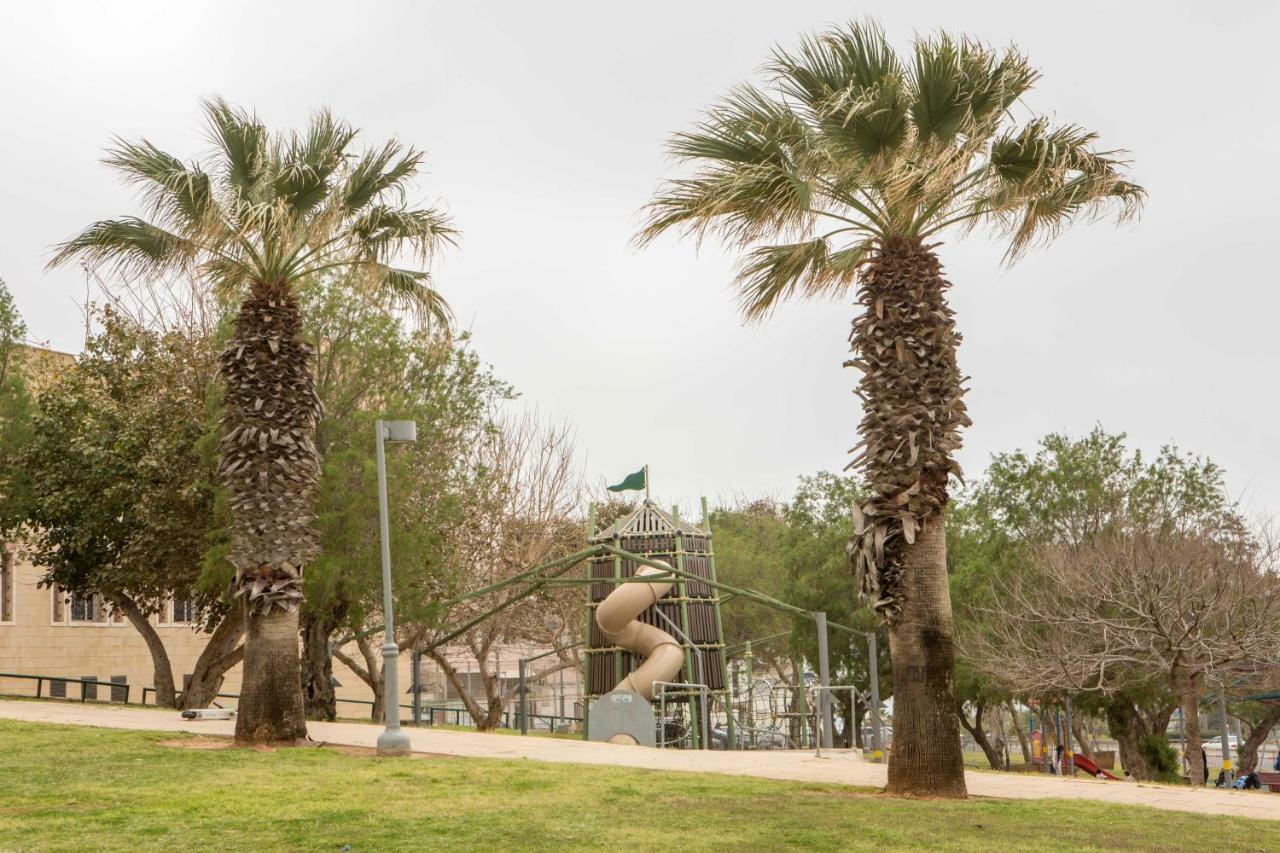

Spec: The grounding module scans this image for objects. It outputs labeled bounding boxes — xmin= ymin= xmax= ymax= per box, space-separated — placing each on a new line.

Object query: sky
xmin=2 ymin=1 xmax=1278 ymax=518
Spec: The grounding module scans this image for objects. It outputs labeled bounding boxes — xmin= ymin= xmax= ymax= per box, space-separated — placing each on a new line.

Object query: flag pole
xmin=644 ymin=464 xmax=650 ymax=503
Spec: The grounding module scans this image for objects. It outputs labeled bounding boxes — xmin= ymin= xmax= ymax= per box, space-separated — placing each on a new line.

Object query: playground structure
xmin=583 ymin=503 xmax=729 ymax=749
xmin=411 ymin=493 xmax=888 ymax=752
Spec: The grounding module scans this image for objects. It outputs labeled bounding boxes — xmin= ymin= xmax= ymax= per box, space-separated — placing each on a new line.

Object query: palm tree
xmin=51 ymin=99 xmax=456 ymax=743
xmin=638 ymin=21 xmax=1142 ymax=796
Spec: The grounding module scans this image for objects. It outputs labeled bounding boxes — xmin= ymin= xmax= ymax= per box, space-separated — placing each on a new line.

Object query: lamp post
xmin=375 ymin=418 xmax=416 ymax=756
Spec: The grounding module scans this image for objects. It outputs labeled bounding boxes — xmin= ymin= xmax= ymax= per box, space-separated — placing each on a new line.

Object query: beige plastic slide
xmin=595 ymin=560 xmax=685 ymax=701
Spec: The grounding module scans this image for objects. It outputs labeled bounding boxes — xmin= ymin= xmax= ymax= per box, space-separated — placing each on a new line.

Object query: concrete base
xmin=376 ymin=726 xmax=412 ymax=756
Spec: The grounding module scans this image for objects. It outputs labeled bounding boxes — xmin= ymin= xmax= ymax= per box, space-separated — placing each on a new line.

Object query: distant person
xmin=1202 ymin=747 xmax=1209 ymax=785
xmin=1273 ymin=751 xmax=1280 ymax=772
xmin=1236 ymin=771 xmax=1261 ymax=790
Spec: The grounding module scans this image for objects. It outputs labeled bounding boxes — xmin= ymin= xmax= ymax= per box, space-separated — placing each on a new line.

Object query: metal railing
xmin=654 ymin=681 xmax=711 ymax=750
xmin=805 ymin=684 xmax=875 ymax=759
xmin=0 ymin=672 xmax=130 ymax=704
xmin=3 ymin=672 xmax=572 ymax=735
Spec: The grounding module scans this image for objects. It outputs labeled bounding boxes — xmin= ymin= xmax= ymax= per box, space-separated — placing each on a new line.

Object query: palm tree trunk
xmin=887 ymin=519 xmax=967 ymax=794
xmin=848 ymin=237 xmax=969 ymax=797
xmin=235 ymin=603 xmax=307 ymax=742
xmin=220 ymin=282 xmax=322 ymax=744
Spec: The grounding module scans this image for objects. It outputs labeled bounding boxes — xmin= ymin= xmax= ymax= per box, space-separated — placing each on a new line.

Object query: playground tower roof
xmin=588 ymin=500 xmax=707 ymax=542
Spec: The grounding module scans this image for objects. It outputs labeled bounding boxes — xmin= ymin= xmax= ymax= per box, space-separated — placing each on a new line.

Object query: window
xmin=1 ymin=547 xmax=13 ymax=623
xmin=69 ymin=593 xmax=101 ymax=623
xmin=171 ymin=598 xmax=196 ymax=624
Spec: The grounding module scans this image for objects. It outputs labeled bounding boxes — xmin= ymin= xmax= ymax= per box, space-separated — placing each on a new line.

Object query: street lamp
xmin=375 ymin=418 xmax=416 ymax=756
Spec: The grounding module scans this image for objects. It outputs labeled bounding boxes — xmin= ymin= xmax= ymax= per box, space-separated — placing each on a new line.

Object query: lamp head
xmin=382 ymin=420 xmax=417 ymax=443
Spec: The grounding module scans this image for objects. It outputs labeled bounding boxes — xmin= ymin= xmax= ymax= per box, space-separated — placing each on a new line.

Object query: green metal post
xmin=672 ymin=504 xmax=699 ymax=749
xmin=745 ymin=640 xmax=756 ymax=749
xmin=582 ymin=504 xmax=597 ymax=740
xmin=703 ymin=496 xmax=733 ymax=750
xmin=613 ymin=530 xmax=624 ymax=690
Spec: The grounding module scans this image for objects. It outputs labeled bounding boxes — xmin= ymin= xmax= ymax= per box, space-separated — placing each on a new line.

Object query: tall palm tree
xmin=51 ymin=99 xmax=456 ymax=743
xmin=638 ymin=21 xmax=1142 ymax=796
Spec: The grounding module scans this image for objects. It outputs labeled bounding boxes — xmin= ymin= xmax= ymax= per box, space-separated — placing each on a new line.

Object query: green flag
xmin=607 ymin=466 xmax=647 ymax=493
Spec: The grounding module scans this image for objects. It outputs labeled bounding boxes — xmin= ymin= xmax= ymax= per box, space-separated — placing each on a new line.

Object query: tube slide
xmin=596 ymin=561 xmax=685 ymax=701
xmin=1070 ymin=754 xmax=1119 ymax=781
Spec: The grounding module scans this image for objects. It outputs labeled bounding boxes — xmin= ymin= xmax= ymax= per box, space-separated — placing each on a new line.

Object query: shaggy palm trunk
xmin=848 ymin=237 xmax=968 ymax=797
xmin=220 ymin=281 xmax=322 ymax=744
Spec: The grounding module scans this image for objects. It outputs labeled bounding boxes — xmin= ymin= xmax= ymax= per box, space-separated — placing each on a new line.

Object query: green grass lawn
xmin=1 ymin=720 xmax=1276 ymax=852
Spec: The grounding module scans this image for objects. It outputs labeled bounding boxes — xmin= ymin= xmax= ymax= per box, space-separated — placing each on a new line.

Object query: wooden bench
xmin=1255 ymin=771 xmax=1280 ymax=792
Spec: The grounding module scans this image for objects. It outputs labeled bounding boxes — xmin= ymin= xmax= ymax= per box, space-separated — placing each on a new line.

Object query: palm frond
xmin=348 ymin=205 xmax=457 ymax=265
xmin=48 ymin=217 xmax=203 ymax=280
xmin=963 ymin=45 xmax=1038 ymax=126
xmin=363 ymin=264 xmax=453 ymax=326
xmin=770 ymin=23 xmax=908 ymax=164
xmin=908 ymin=33 xmax=971 ymax=146
xmin=734 ymin=237 xmax=870 ymax=321
xmin=639 ymin=85 xmax=820 ymax=247
xmin=964 ymin=118 xmax=1145 ymax=258
xmin=341 ymin=140 xmax=422 ymax=212
xmin=201 ymin=97 xmax=268 ymax=197
xmin=274 ymin=109 xmax=356 ymax=215
xmin=101 ymin=138 xmax=220 ymax=238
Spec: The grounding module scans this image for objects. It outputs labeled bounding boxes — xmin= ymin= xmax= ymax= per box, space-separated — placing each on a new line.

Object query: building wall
xmin=0 ymin=547 xmax=582 ymax=723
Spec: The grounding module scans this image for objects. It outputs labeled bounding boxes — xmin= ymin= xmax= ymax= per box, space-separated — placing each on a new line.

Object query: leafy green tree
xmin=960 ymin=427 xmax=1257 ymax=782
xmin=782 ymin=473 xmax=889 ymax=749
xmin=638 ymin=20 xmax=1142 ymax=795
xmin=51 ymin=100 xmax=456 ymax=742
xmin=710 ymin=499 xmax=793 ymax=674
xmin=947 ymin=500 xmax=1020 ymax=768
xmin=297 ymin=277 xmax=509 ymax=720
xmin=0 ymin=279 xmax=35 ymax=529
xmin=17 ymin=308 xmax=241 ymax=708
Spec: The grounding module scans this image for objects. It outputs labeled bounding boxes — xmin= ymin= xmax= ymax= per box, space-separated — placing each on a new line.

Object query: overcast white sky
xmin=2 ymin=1 xmax=1278 ymax=517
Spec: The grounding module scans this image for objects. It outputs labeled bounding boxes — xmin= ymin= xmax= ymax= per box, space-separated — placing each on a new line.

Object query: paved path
xmin=3 ymin=700 xmax=1279 ymax=821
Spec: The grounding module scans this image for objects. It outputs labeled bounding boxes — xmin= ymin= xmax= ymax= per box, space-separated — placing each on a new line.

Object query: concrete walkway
xmin=3 ymin=699 xmax=1279 ymax=822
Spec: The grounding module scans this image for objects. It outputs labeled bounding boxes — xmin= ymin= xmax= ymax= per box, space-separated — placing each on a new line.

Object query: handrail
xmin=805 ymin=684 xmax=869 ymax=759
xmin=0 ymin=671 xmax=130 ymax=704
xmin=2 ymin=671 xmax=582 ymax=735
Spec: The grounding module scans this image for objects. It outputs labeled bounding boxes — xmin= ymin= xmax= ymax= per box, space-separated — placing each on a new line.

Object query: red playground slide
xmin=1071 ymin=754 xmax=1120 ymax=781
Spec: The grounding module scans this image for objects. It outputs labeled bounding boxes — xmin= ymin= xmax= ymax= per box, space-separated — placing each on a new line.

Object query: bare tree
xmin=969 ymin=526 xmax=1280 ymax=783
xmin=401 ymin=411 xmax=584 ymax=729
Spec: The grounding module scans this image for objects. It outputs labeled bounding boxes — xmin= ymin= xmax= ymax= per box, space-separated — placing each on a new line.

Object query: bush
xmin=1138 ymin=733 xmax=1181 ymax=783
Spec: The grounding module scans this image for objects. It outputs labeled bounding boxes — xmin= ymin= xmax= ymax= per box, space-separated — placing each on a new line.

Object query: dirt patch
xmin=319 ymin=742 xmax=455 ymax=760
xmin=157 ymin=735 xmax=453 ymax=761
xmin=158 ymin=737 xmax=234 ymax=750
